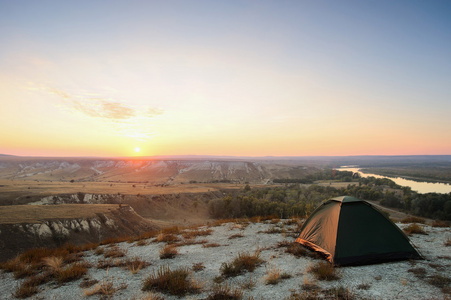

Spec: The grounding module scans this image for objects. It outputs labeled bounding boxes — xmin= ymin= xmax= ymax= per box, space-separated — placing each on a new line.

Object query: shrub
xmin=403 ymin=223 xmax=427 ymax=235
xmin=159 ymin=245 xmax=178 ymax=259
xmin=308 ymin=261 xmax=341 ymax=281
xmin=142 ymin=265 xmax=201 ymax=296
xmin=206 ymin=284 xmax=243 ymax=300
xmin=220 ymin=251 xmax=263 ymax=278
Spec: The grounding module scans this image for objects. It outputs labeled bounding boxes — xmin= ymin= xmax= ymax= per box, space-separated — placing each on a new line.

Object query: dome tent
xmin=296 ymin=196 xmax=422 ymax=266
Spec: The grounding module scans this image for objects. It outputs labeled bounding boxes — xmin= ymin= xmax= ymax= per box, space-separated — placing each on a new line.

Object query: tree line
xmin=208 ymin=170 xmax=451 ymax=221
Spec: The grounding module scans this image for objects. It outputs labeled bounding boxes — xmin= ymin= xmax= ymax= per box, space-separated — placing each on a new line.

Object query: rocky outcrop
xmin=0 ymin=205 xmax=159 ymax=262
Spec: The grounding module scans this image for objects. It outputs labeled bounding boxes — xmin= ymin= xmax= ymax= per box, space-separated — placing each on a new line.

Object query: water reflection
xmin=336 ymin=167 xmax=451 ymax=194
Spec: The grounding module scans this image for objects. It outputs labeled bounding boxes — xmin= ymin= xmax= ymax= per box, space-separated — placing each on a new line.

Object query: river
xmin=336 ymin=166 xmax=451 ymax=194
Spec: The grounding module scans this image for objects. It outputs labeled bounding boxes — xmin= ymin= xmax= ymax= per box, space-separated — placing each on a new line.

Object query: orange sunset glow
xmin=1 ymin=1 xmax=450 ymax=158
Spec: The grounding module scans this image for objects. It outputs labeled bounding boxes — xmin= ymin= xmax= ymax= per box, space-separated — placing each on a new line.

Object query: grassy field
xmin=0 ymin=179 xmax=243 ymax=195
xmin=0 ymin=204 xmax=121 ymax=224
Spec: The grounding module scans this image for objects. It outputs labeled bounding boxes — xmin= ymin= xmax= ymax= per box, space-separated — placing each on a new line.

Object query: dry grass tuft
xmin=84 ymin=276 xmax=128 ymax=297
xmin=203 ymin=243 xmax=221 ymax=248
xmin=43 ymin=256 xmax=63 ymax=274
xmin=156 ymin=233 xmax=181 ymax=244
xmin=177 ymin=238 xmax=208 ymax=246
xmin=142 ymin=265 xmax=201 ymax=296
xmin=79 ymin=278 xmax=99 ymax=288
xmin=124 ymin=257 xmax=151 ymax=274
xmin=136 ymin=239 xmax=148 ymax=246
xmin=403 ymin=223 xmax=427 ymax=235
xmin=159 ymin=244 xmax=178 ymax=259
xmin=12 ymin=281 xmax=39 ymax=299
xmin=97 ymin=258 xmax=123 ymax=269
xmin=323 ymin=286 xmax=355 ymax=300
xmin=182 ymin=228 xmax=213 ymax=239
xmin=228 ymin=233 xmax=244 ymax=239
xmin=408 ymin=267 xmax=427 ymax=279
xmin=239 ymin=276 xmax=256 ymax=290
xmin=136 ymin=293 xmax=165 ymax=300
xmin=308 ymin=261 xmax=341 ymax=281
xmin=400 ymin=216 xmax=426 ymax=224
xmin=431 ymin=220 xmax=450 ymax=228
xmin=100 ymin=236 xmax=129 ymax=245
xmin=192 ymin=262 xmax=205 ymax=272
xmin=55 ymin=261 xmax=89 ymax=284
xmin=285 ymin=243 xmax=317 ymax=258
xmin=427 ymin=274 xmax=451 ymax=294
xmin=103 ymin=246 xmax=127 ymax=258
xmin=262 ymin=226 xmax=285 ymax=234
xmin=206 ymin=283 xmax=243 ymax=300
xmin=357 ymin=283 xmax=371 ymax=290
xmin=220 ymin=250 xmax=263 ymax=278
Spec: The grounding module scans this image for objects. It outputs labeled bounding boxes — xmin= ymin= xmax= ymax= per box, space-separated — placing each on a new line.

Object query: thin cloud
xmin=31 ymin=84 xmax=164 ymax=141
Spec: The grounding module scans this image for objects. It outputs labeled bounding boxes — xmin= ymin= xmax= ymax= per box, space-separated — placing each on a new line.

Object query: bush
xmin=142 ymin=266 xmax=201 ymax=296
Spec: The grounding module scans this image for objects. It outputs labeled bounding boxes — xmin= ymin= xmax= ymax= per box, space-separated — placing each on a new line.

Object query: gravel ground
xmin=0 ymin=220 xmax=450 ymax=299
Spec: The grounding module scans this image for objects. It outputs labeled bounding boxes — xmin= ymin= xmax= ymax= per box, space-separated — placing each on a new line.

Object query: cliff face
xmin=0 ymin=205 xmax=158 ymax=262
xmin=0 ymin=158 xmax=316 ymax=184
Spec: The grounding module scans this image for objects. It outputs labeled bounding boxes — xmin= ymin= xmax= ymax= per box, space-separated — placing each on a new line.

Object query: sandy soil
xmin=0 ymin=220 xmax=450 ymax=300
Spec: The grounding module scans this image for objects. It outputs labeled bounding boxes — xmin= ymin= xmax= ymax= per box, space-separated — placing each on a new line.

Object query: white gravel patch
xmin=0 ymin=221 xmax=450 ymax=299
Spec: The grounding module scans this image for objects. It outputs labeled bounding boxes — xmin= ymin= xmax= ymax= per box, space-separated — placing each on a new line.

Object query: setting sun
xmin=134 ymin=147 xmax=140 ymax=153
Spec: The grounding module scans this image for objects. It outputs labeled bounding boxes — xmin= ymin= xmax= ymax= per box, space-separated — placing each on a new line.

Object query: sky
xmin=1 ymin=0 xmax=450 ymax=157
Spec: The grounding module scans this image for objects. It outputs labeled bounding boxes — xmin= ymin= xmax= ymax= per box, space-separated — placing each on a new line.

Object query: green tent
xmin=296 ymin=196 xmax=422 ymax=266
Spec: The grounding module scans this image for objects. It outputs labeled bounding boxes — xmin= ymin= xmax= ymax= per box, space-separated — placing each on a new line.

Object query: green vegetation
xmin=208 ymin=170 xmax=451 ymax=221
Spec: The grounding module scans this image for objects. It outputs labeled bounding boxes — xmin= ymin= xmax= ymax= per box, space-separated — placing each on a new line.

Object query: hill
xmin=0 ymin=219 xmax=449 ymax=299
